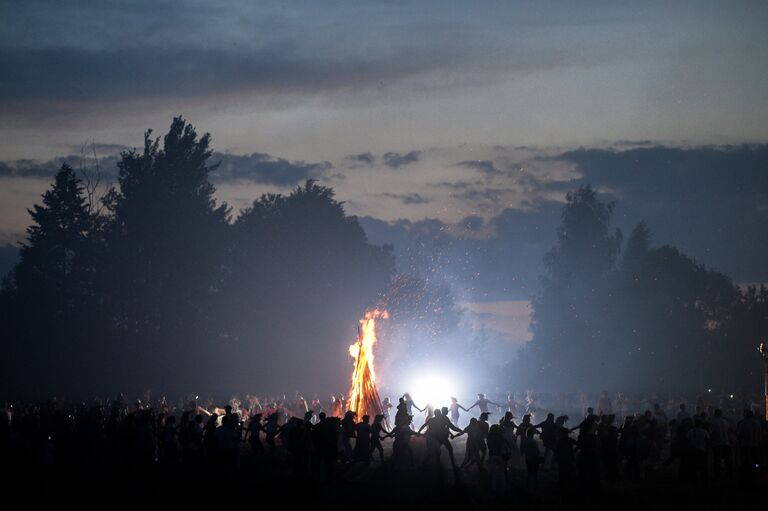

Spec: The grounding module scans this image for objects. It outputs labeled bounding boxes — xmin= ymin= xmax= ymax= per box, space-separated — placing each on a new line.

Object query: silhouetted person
xmin=381 ymin=397 xmax=393 ymax=424
xmin=389 ymin=415 xmax=418 ymax=469
xmin=597 ymin=414 xmax=619 ymax=483
xmin=246 ymin=413 xmax=264 ymax=455
xmin=516 ymin=414 xmax=535 ymax=452
xmin=353 ymin=414 xmax=372 ymax=463
xmin=340 ymin=411 xmax=356 ymax=463
xmin=264 ymin=412 xmax=281 ymax=452
xmin=487 ymin=424 xmax=506 ymax=493
xmin=577 ymin=418 xmax=600 ymax=495
xmin=476 ymin=412 xmax=491 ymax=463
xmin=419 ymin=409 xmax=461 ymax=473
xmin=619 ymin=415 xmax=640 ymax=480
xmin=554 ymin=424 xmax=576 ymax=494
xmin=468 ymin=393 xmax=499 ymax=416
xmin=395 ymin=397 xmax=410 ymax=428
xmin=403 ymin=393 xmax=423 ymax=417
xmin=215 ymin=413 xmax=240 ymax=476
xmin=499 ymin=411 xmax=518 ymax=474
xmin=160 ymin=415 xmax=178 ymax=466
xmin=686 ymin=417 xmax=709 ymax=487
xmin=448 ymin=397 xmax=468 ymax=425
xmin=371 ymin=414 xmax=389 ymax=462
xmin=535 ymin=413 xmax=557 ymax=467
xmin=522 ymin=428 xmax=541 ymax=491
xmin=187 ymin=414 xmax=204 ymax=473
xmin=314 ymin=413 xmax=341 ymax=473
xmin=710 ymin=409 xmax=733 ymax=480
xmin=455 ymin=417 xmax=480 ymax=470
xmin=736 ymin=409 xmax=761 ymax=488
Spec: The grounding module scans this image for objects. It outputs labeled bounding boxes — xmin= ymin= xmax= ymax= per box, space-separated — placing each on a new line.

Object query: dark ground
xmin=6 ymin=435 xmax=768 ymax=510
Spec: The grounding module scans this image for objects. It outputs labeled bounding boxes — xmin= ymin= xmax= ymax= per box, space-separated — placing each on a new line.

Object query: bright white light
xmin=708 ymin=389 xmax=712 ymax=393
xmin=408 ymin=373 xmax=459 ymax=409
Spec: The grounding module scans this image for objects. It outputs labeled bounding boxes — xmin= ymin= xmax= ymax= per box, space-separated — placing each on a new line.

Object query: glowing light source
xmin=408 ymin=372 xmax=460 ymax=409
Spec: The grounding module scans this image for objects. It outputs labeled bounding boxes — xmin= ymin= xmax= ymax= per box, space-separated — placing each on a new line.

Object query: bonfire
xmin=347 ymin=309 xmax=388 ymax=420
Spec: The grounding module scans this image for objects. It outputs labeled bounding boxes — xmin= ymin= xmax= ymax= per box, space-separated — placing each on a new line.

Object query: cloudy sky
xmin=1 ymin=1 xmax=767 ymax=350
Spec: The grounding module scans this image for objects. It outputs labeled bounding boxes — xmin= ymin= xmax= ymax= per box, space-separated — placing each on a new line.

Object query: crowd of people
xmin=1 ymin=390 xmax=767 ymax=497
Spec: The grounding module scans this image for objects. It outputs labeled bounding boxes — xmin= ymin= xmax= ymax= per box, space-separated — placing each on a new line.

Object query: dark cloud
xmin=431 ymin=180 xmax=484 ymax=191
xmin=0 ymin=42 xmax=460 ymax=110
xmin=459 ymin=215 xmax=484 ymax=231
xmin=611 ymin=140 xmax=656 ymax=147
xmin=361 ymin=143 xmax=768 ymax=302
xmin=555 ymin=144 xmax=768 ymax=281
xmin=451 ymin=187 xmax=517 ymax=205
xmin=383 ymin=151 xmax=421 ymax=168
xmin=0 ymin=155 xmax=120 ymax=179
xmin=345 ymin=153 xmax=375 ymax=167
xmin=0 ymin=150 xmax=330 ymax=188
xmin=70 ymin=143 xmax=130 ymax=155
xmin=378 ymin=193 xmax=430 ymax=205
xmin=212 ymin=152 xmax=331 ymax=187
xmin=457 ymin=160 xmax=498 ymax=174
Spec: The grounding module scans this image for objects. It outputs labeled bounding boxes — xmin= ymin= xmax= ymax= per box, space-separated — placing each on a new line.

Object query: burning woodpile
xmin=347 ymin=309 xmax=388 ymax=420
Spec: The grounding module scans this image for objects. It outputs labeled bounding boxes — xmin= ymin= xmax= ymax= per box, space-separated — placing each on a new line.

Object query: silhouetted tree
xmin=104 ymin=117 xmax=230 ymax=393
xmin=223 ymin=180 xmax=395 ymax=393
xmin=522 ymin=186 xmax=622 ymax=390
xmin=523 ymin=186 xmax=747 ymax=392
xmin=612 ymin=240 xmax=740 ymax=390
xmin=1 ymin=164 xmax=103 ymax=396
xmin=621 ymin=221 xmax=651 ymax=275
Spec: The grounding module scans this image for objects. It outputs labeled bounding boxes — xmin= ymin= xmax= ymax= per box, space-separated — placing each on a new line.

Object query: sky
xmin=1 ymin=0 xmax=767 ymax=352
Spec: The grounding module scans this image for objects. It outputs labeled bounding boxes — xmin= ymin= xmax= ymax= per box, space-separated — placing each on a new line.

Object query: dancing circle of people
xmin=2 ymin=389 xmax=766 ymax=494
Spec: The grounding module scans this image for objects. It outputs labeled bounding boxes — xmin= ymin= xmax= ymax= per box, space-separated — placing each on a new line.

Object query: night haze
xmin=1 ymin=1 xmax=767 ymax=508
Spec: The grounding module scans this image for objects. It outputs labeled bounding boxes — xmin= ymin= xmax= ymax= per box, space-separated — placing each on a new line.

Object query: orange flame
xmin=347 ymin=309 xmax=388 ymax=420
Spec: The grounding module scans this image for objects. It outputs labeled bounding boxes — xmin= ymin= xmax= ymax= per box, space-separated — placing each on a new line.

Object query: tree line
xmin=1 ymin=118 xmax=765 ymax=398
xmin=516 ymin=186 xmax=768 ymax=393
xmin=0 ymin=118 xmax=401 ymax=398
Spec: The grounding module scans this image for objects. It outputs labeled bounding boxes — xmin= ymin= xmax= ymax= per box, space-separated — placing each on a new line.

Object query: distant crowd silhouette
xmin=2 ymin=389 xmax=767 ymax=496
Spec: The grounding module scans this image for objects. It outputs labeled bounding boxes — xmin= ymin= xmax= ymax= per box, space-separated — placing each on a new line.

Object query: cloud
xmin=0 ymin=155 xmax=120 ymax=179
xmin=0 ymin=42 xmax=460 ymax=109
xmin=345 ymin=152 xmax=376 ymax=167
xmin=459 ymin=215 xmax=484 ymax=231
xmin=383 ymin=151 xmax=421 ymax=169
xmin=212 ymin=152 xmax=331 ymax=186
xmin=457 ymin=160 xmax=499 ymax=174
xmin=378 ymin=193 xmax=430 ymax=205
xmin=0 ymin=150 xmax=330 ymax=188
xmin=554 ymin=143 xmax=768 ymax=282
xmin=70 ymin=143 xmax=130 ymax=155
